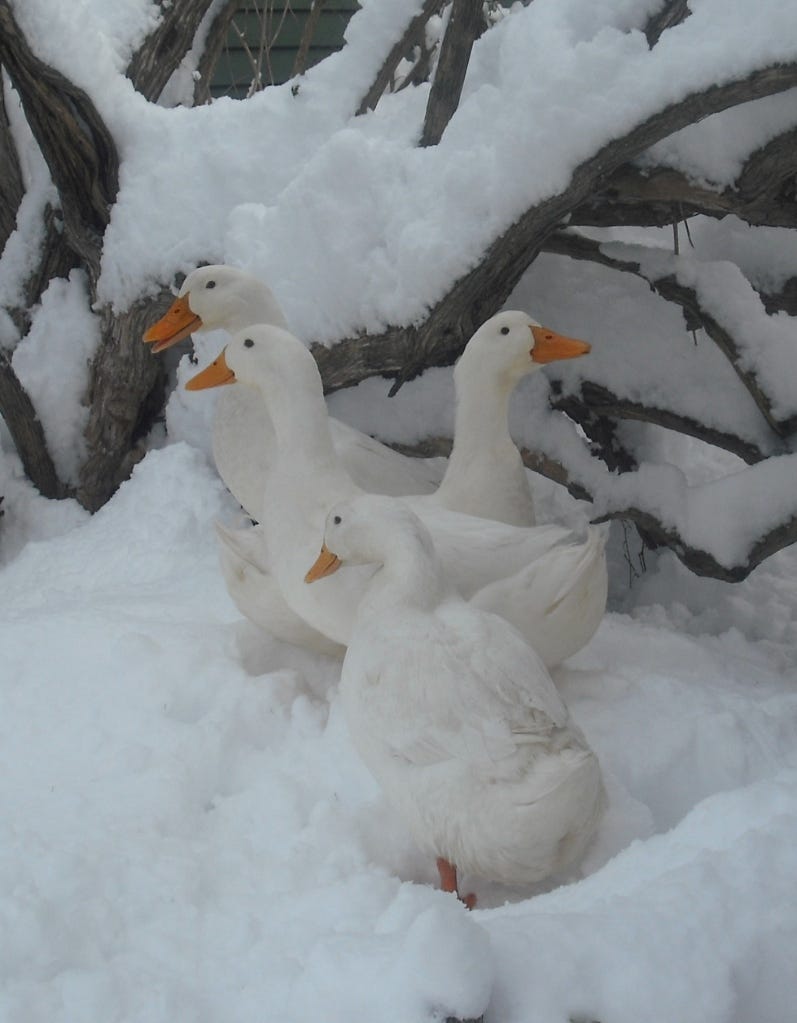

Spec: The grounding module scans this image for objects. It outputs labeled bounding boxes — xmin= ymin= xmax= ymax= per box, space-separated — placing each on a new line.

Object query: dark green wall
xmin=210 ymin=1 xmax=360 ymax=98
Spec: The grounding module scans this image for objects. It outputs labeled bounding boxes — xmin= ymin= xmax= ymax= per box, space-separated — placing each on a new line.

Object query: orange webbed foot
xmin=436 ymin=857 xmax=477 ymax=910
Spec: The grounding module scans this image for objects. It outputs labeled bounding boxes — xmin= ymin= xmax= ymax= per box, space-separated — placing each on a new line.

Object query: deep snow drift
xmin=2 ymin=433 xmax=796 ymax=1023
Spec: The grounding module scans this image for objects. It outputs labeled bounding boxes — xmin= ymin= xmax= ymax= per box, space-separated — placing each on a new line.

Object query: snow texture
xmin=1 ymin=2 xmax=797 ymax=1020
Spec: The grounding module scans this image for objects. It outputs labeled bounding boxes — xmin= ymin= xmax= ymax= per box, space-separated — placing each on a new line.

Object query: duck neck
xmin=254 ymin=346 xmax=349 ymax=490
xmin=445 ymin=363 xmax=519 ymax=478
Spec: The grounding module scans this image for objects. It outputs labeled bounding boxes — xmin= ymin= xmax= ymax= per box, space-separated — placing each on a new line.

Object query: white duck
xmin=432 ymin=310 xmax=590 ymax=527
xmin=143 ymin=264 xmax=444 ymax=518
xmin=187 ymin=325 xmax=608 ymax=667
xmin=305 ymin=494 xmax=605 ymax=904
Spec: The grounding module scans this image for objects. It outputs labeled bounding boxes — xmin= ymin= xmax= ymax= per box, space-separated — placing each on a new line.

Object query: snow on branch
xmin=315 ymin=60 xmax=797 ymax=396
xmin=356 ymin=0 xmax=448 ymax=116
xmin=384 ymin=429 xmax=797 ymax=580
xmin=419 ymin=0 xmax=482 ymax=148
xmin=588 ymin=454 xmax=797 ymax=582
xmin=0 ymin=0 xmax=117 ymax=282
xmin=644 ymin=0 xmax=691 ymax=49
xmin=0 ymin=347 xmax=69 ymax=499
xmin=570 ymin=125 xmax=797 ymax=231
xmin=0 ymin=79 xmax=24 ymax=256
xmin=126 ymin=0 xmax=219 ymax=102
xmin=543 ymin=230 xmax=797 ymax=437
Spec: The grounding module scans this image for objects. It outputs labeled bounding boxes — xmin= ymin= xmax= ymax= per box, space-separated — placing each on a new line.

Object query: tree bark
xmin=194 ymin=0 xmax=241 ymax=104
xmin=356 ymin=0 xmax=448 ymax=116
xmin=292 ymin=0 xmax=328 ymax=78
xmin=77 ymin=288 xmax=173 ymax=512
xmin=593 ymin=504 xmax=797 ymax=582
xmin=420 ymin=0 xmax=483 ymax=147
xmin=127 ymin=0 xmax=218 ymax=102
xmin=0 ymin=0 xmax=117 ymax=284
xmin=569 ymin=126 xmax=797 ymax=230
xmin=0 ymin=348 xmax=69 ymax=499
xmin=644 ymin=0 xmax=691 ymax=48
xmin=0 ymin=3 xmax=183 ymax=512
xmin=0 ymin=78 xmax=24 ymax=256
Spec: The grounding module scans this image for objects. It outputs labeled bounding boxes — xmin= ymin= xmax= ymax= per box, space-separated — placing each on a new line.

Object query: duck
xmin=431 ymin=309 xmax=590 ymax=527
xmin=187 ymin=325 xmax=608 ymax=667
xmin=143 ymin=264 xmax=444 ymax=519
xmin=305 ymin=493 xmax=605 ymax=904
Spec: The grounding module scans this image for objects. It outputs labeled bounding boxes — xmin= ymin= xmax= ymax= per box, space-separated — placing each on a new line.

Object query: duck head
xmin=142 ymin=265 xmax=287 ymax=352
xmin=459 ymin=310 xmax=590 ymax=388
xmin=305 ymin=495 xmax=433 ymax=582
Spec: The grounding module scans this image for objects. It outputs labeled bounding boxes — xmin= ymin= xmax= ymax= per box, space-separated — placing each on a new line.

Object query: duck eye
xmin=243 ymin=338 xmax=254 ymax=348
xmin=500 ymin=326 xmax=510 ymax=336
xmin=205 ymin=280 xmax=216 ymax=289
xmin=333 ymin=515 xmax=342 ymax=525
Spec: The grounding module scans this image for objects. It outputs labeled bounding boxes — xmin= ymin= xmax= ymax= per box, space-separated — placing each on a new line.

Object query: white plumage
xmin=305 ymin=494 xmax=605 ymax=899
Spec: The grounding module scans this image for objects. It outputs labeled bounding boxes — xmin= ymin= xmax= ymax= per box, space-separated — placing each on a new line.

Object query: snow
xmin=2 ymin=443 xmax=797 ymax=1022
xmin=11 ymin=270 xmax=100 ymax=484
xmin=2 ymin=0 xmax=797 ymax=1020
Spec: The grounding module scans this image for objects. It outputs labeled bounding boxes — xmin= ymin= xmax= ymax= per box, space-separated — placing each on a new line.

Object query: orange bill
xmin=304 ymin=544 xmax=342 ymax=583
xmin=530 ymin=325 xmax=591 ymax=364
xmin=143 ymin=294 xmax=203 ymax=352
xmin=185 ymin=349 xmax=236 ymax=390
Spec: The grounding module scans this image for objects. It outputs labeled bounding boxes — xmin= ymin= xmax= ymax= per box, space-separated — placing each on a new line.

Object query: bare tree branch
xmin=420 ymin=0 xmax=483 ymax=147
xmin=194 ymin=0 xmax=240 ymax=104
xmin=761 ymin=277 xmax=797 ymax=316
xmin=6 ymin=204 xmax=79 ymax=338
xmin=78 ymin=289 xmax=173 ymax=512
xmin=356 ymin=0 xmax=447 ymax=116
xmin=0 ymin=0 xmax=118 ymax=283
xmin=644 ymin=0 xmax=691 ymax=49
xmin=292 ymin=0 xmax=328 ymax=78
xmin=553 ymin=378 xmax=767 ymax=465
xmin=570 ymin=126 xmax=797 ymax=230
xmin=127 ymin=0 xmax=217 ymax=102
xmin=593 ymin=504 xmax=797 ymax=582
xmin=0 ymin=4 xmax=173 ymax=513
xmin=0 ymin=348 xmax=70 ymax=499
xmin=0 ymin=77 xmax=24 ymax=255
xmin=542 ymin=229 xmax=796 ymax=437
xmin=315 ymin=60 xmax=797 ymax=396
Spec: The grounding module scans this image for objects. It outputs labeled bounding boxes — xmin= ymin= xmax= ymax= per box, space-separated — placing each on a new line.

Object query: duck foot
xmin=436 ymin=857 xmax=477 ymax=909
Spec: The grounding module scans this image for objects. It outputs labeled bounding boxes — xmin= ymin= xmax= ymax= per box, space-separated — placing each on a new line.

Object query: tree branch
xmin=0 ymin=348 xmax=70 ymax=499
xmin=644 ymin=0 xmax=691 ymax=49
xmin=127 ymin=0 xmax=218 ymax=102
xmin=553 ymin=378 xmax=767 ymax=465
xmin=356 ymin=0 xmax=447 ymax=116
xmin=420 ymin=0 xmax=483 ymax=147
xmin=194 ymin=0 xmax=240 ymax=105
xmin=315 ymin=60 xmax=797 ymax=395
xmin=292 ymin=0 xmax=328 ymax=78
xmin=570 ymin=126 xmax=797 ymax=230
xmin=541 ymin=229 xmax=795 ymax=437
xmin=593 ymin=504 xmax=797 ymax=582
xmin=78 ymin=288 xmax=172 ymax=512
xmin=0 ymin=0 xmax=118 ymax=283
xmin=0 ymin=77 xmax=25 ymax=256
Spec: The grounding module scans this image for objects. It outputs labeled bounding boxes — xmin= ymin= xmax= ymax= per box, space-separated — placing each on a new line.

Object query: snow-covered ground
xmin=2 ymin=0 xmax=797 ymax=1020
xmin=2 ymin=424 xmax=796 ymax=1022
